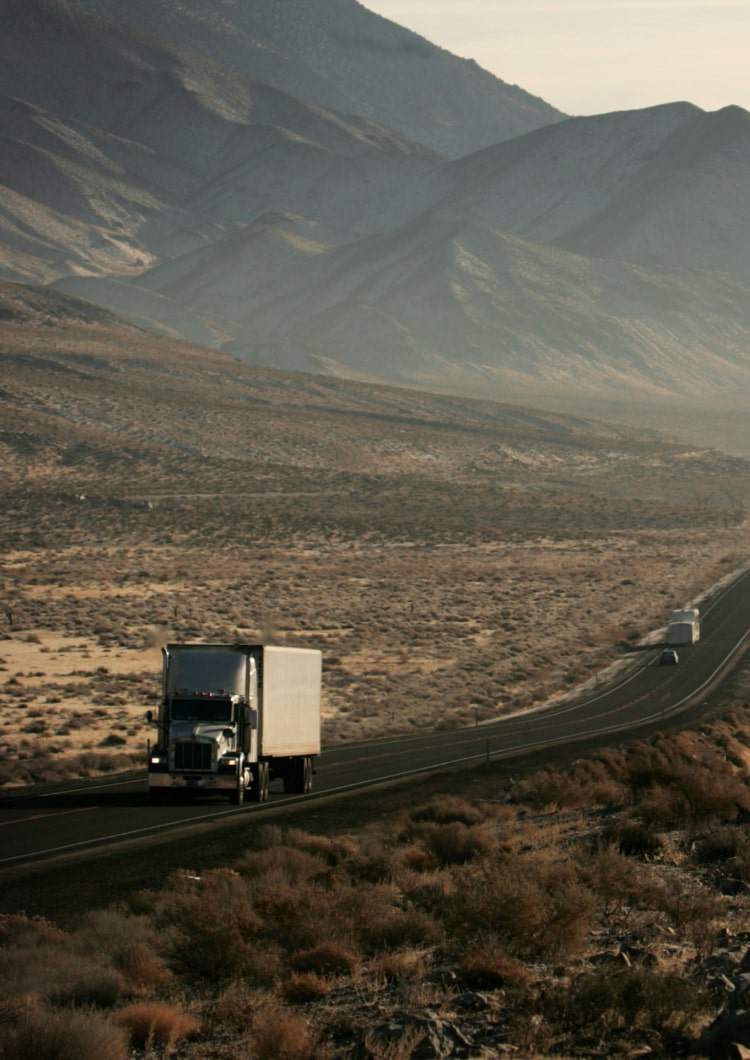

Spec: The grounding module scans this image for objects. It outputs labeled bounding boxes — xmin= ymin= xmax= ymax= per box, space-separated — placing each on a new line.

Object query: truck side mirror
xmin=244 ymin=706 xmax=258 ymax=729
xmin=145 ymin=710 xmax=154 ymax=724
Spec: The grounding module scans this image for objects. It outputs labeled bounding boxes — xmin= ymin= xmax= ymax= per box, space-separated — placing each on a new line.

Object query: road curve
xmin=2 ymin=568 xmax=750 ymax=875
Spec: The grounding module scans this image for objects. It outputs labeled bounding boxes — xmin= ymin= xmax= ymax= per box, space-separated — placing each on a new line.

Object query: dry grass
xmin=281 ymin=972 xmax=333 ymax=1003
xmin=113 ymin=1002 xmax=199 ymax=1048
xmin=0 ymin=1005 xmax=129 ymax=1060
xmin=250 ymin=1004 xmax=319 ymax=1060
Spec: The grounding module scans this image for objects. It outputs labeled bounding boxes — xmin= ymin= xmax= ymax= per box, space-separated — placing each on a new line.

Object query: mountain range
xmin=2 ymin=0 xmax=750 ymax=406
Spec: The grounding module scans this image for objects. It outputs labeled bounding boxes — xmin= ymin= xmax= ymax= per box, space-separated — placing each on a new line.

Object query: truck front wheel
xmin=230 ymin=772 xmax=245 ymax=806
xmin=249 ymin=761 xmax=270 ymax=802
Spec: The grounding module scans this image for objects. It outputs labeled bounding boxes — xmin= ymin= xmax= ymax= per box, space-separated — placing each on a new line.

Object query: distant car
xmin=659 ymin=649 xmax=679 ymax=666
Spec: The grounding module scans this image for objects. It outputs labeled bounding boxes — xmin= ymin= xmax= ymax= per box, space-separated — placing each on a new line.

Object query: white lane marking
xmin=0 ymin=807 xmax=98 ymax=827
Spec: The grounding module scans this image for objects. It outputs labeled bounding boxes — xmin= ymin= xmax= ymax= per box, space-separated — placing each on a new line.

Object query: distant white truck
xmin=147 ymin=643 xmax=321 ymax=805
xmin=666 ymin=607 xmax=701 ymax=646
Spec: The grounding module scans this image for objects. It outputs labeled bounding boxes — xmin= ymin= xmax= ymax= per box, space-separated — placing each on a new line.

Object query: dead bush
xmin=281 ymin=972 xmax=332 ymax=1003
xmin=635 ymin=784 xmax=689 ymax=828
xmin=113 ymin=942 xmax=172 ymax=991
xmin=371 ymin=948 xmax=428 ymax=983
xmin=360 ymin=906 xmax=442 ymax=954
xmin=410 ymin=797 xmax=485 ymax=826
xmin=604 ymin=820 xmax=663 ymax=858
xmin=691 ymin=825 xmax=744 ymax=865
xmin=444 ymin=854 xmax=596 ymax=960
xmin=159 ymin=870 xmax=263 ymax=980
xmin=581 ymin=845 xmax=655 ymax=921
xmin=0 ymin=1005 xmax=128 ymax=1060
xmin=399 ymin=844 xmax=439 ymax=873
xmin=457 ymin=944 xmax=532 ymax=990
xmin=74 ymin=909 xmax=171 ymax=991
xmin=251 ymin=1004 xmax=318 ymax=1060
xmin=418 ymin=822 xmax=494 ymax=866
xmin=657 ymin=885 xmax=723 ymax=956
xmin=236 ymin=846 xmax=327 ymax=886
xmin=0 ymin=914 xmax=65 ymax=948
xmin=283 ymin=828 xmax=359 ymax=865
xmin=289 ymin=941 xmax=360 ymax=977
xmin=556 ymin=967 xmax=709 ymax=1036
xmin=114 ymin=1002 xmax=199 ymax=1048
xmin=0 ymin=946 xmax=126 ymax=1008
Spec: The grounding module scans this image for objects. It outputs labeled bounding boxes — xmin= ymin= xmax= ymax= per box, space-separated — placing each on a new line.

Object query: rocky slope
xmin=74 ymin=0 xmax=564 ymax=158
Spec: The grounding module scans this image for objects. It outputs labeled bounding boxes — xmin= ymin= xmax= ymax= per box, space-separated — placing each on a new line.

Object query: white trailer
xmin=147 ymin=644 xmax=321 ymax=805
xmin=671 ymin=608 xmax=700 ymax=641
xmin=666 ymin=621 xmax=698 ymax=646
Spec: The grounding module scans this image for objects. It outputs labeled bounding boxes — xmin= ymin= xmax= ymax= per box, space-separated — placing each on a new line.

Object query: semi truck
xmin=147 ymin=643 xmax=321 ymax=805
xmin=671 ymin=608 xmax=700 ymax=640
xmin=666 ymin=607 xmax=700 ymax=646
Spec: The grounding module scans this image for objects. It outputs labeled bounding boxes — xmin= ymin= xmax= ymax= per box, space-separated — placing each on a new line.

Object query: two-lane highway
xmin=2 ymin=568 xmax=750 ymax=877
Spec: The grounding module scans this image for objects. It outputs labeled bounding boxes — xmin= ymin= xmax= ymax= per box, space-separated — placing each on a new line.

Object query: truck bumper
xmin=148 ymin=773 xmax=237 ymax=791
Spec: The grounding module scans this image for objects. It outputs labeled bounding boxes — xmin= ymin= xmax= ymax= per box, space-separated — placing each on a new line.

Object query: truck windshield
xmin=171 ymin=699 xmax=233 ymax=723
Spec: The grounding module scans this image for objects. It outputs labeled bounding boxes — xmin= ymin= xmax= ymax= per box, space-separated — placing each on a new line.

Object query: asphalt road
xmin=2 ymin=568 xmax=750 ymax=878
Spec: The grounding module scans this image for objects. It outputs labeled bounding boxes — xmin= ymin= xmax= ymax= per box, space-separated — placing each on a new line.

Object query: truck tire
xmin=230 ymin=774 xmax=245 ymax=806
xmin=249 ymin=761 xmax=269 ymax=803
xmin=284 ymin=756 xmax=312 ymax=795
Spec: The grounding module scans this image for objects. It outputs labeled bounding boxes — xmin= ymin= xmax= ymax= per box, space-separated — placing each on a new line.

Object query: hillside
xmin=74 ymin=0 xmax=564 ymax=158
xmin=3 ymin=1 xmax=750 ymax=408
xmin=0 ymin=0 xmax=443 ymax=284
xmin=58 ymin=206 xmax=750 ymax=404
xmin=447 ymin=102 xmax=750 ymax=279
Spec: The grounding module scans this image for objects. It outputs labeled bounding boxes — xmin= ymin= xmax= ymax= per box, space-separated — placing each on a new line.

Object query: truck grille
xmin=174 ymin=742 xmax=212 ymax=771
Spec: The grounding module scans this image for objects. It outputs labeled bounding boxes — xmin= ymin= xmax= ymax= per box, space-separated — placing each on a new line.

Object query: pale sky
xmin=363 ymin=1 xmax=750 ymax=116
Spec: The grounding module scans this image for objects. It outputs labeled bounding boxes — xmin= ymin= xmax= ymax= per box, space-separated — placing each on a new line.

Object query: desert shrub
xmin=159 ymin=870 xmax=263 ymax=980
xmin=74 ymin=909 xmax=171 ymax=990
xmin=604 ymin=820 xmax=663 ymax=858
xmin=113 ymin=1002 xmax=199 ymax=1048
xmin=635 ymin=784 xmax=689 ymax=828
xmin=444 ymin=854 xmax=596 ymax=960
xmin=457 ymin=944 xmax=532 ymax=989
xmin=512 ymin=769 xmax=585 ymax=810
xmin=692 ymin=825 xmax=743 ymax=865
xmin=236 ymin=846 xmax=326 ymax=886
xmin=283 ymin=828 xmax=359 ymax=865
xmin=113 ymin=941 xmax=172 ymax=990
xmin=580 ymin=845 xmax=655 ymax=921
xmin=410 ymin=797 xmax=485 ymax=826
xmin=0 ymin=1005 xmax=128 ymax=1060
xmin=0 ymin=914 xmax=65 ymax=948
xmin=0 ymin=947 xmax=125 ymax=1008
xmin=289 ymin=941 xmax=360 ymax=976
xmin=557 ymin=967 xmax=709 ymax=1035
xmin=251 ymin=1004 xmax=317 ymax=1060
xmin=281 ymin=972 xmax=332 ymax=1003
xmin=399 ymin=844 xmax=439 ymax=873
xmin=252 ymin=882 xmax=340 ymax=953
xmin=359 ymin=906 xmax=442 ymax=954
xmin=656 ymin=885 xmax=723 ymax=955
xmin=418 ymin=822 xmax=494 ymax=866
xmin=371 ymin=948 xmax=428 ymax=983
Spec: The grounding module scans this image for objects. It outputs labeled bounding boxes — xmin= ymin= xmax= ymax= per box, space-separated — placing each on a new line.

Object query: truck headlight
xmin=218 ymin=756 xmax=239 ymax=772
xmin=149 ymin=754 xmax=167 ymax=766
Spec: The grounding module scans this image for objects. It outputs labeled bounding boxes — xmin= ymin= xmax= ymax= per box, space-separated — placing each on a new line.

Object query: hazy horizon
xmin=363 ymin=1 xmax=750 ymax=117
